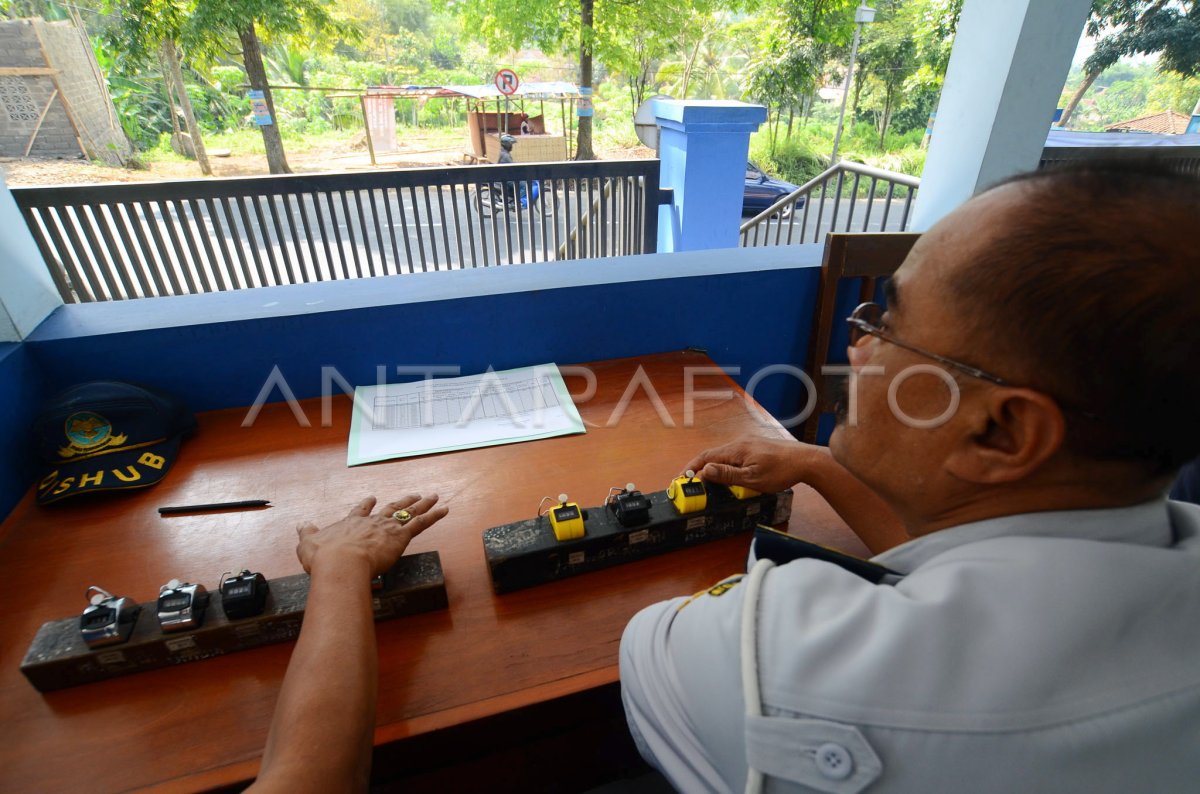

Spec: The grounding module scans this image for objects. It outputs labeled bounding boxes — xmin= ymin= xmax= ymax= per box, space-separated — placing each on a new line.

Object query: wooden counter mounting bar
xmin=20 ymin=551 xmax=447 ymax=692
xmin=483 ymin=486 xmax=793 ymax=593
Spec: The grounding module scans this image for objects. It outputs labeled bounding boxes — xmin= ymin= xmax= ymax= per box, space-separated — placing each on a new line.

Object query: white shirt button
xmin=815 ymin=742 xmax=854 ymax=780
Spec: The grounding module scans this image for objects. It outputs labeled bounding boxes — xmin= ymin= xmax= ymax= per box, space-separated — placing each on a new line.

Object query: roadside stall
xmin=343 ymin=82 xmax=581 ymax=166
xmin=452 ymin=81 xmax=580 ymax=163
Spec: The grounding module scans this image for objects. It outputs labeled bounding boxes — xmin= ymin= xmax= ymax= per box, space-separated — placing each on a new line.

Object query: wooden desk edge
xmin=132 ymin=665 xmax=622 ymax=792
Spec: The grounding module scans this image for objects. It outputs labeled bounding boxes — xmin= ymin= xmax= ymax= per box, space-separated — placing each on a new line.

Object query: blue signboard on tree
xmin=576 ymin=87 xmax=593 ymax=117
xmin=248 ymin=90 xmax=273 ymax=127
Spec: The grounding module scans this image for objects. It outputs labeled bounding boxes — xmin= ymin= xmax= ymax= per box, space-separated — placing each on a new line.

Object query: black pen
xmin=158 ymin=500 xmax=271 ymax=515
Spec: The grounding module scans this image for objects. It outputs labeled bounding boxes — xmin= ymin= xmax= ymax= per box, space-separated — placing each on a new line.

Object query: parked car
xmin=743 ymin=162 xmax=804 ymax=217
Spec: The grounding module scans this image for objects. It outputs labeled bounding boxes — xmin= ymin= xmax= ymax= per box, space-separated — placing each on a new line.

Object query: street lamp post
xmin=830 ymin=3 xmax=876 ymax=165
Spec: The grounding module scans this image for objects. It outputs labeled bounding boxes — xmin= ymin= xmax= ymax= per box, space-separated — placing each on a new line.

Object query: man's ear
xmin=945 ymin=388 xmax=1066 ymax=484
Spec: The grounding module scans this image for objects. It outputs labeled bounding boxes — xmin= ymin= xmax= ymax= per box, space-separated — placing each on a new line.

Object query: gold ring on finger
xmin=392 ymin=509 xmax=414 ymax=525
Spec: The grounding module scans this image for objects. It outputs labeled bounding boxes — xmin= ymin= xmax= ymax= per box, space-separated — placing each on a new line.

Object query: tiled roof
xmin=1104 ymin=110 xmax=1191 ymax=134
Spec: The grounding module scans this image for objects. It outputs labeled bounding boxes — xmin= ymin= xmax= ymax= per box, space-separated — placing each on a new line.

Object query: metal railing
xmin=740 ymin=161 xmax=921 ymax=247
xmin=12 ymin=159 xmax=660 ymax=303
xmin=1039 ymin=143 xmax=1200 ymax=178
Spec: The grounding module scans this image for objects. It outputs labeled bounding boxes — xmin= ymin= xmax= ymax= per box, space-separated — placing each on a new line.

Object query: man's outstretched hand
xmin=686 ymin=438 xmax=816 ymax=494
xmin=296 ymin=494 xmax=448 ymax=577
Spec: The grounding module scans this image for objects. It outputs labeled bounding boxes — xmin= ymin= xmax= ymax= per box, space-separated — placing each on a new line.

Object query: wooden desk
xmin=0 ymin=351 xmax=861 ymax=792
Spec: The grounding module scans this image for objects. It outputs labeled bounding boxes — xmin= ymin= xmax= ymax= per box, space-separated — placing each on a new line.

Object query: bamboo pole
xmin=24 ymin=88 xmax=58 ymax=156
xmin=360 ymin=95 xmax=377 ymax=167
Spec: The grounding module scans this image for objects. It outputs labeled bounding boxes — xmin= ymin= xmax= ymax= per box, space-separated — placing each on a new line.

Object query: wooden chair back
xmin=800 ymin=232 xmax=922 ymax=444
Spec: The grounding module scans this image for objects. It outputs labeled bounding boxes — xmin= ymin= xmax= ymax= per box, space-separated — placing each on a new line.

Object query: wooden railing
xmin=12 ymin=159 xmax=660 ymax=302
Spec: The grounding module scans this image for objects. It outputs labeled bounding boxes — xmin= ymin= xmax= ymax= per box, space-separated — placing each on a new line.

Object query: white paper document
xmin=346 ymin=364 xmax=585 ymax=466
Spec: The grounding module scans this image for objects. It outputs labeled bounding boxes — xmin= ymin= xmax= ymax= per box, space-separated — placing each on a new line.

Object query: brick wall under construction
xmin=0 ymin=18 xmax=130 ymax=165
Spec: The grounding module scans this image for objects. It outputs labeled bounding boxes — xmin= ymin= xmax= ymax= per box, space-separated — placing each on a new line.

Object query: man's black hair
xmin=947 ymin=159 xmax=1200 ymax=475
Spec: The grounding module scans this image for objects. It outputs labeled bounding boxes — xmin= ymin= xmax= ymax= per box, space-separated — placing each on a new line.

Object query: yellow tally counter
xmin=668 ymin=470 xmax=707 ymax=514
xmin=547 ymin=494 xmax=586 ymax=541
xmin=727 ymin=484 xmax=761 ymax=499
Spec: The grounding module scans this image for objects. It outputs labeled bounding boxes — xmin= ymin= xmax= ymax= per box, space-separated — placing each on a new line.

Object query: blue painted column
xmin=654 ymin=100 xmax=767 ymax=253
xmin=1187 ymin=98 xmax=1200 ymax=135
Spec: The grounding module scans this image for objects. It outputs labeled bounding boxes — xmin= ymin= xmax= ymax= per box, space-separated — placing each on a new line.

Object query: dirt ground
xmin=0 ymin=134 xmax=655 ymax=187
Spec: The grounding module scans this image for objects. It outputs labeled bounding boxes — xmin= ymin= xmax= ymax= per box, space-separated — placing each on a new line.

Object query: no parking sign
xmin=494 ymin=69 xmax=519 ymax=96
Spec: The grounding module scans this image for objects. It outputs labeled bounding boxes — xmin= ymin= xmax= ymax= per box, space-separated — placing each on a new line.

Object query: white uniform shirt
xmin=620 ymin=499 xmax=1200 ymax=793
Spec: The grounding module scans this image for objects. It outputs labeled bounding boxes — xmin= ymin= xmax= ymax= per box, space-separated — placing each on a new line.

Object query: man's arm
xmin=687 ymin=438 xmax=908 ymax=554
xmin=248 ymin=494 xmax=448 ymax=793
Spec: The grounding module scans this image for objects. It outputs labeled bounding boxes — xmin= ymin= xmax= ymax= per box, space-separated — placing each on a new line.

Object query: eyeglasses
xmin=846 ymin=302 xmax=1010 ymax=385
xmin=846 ymin=302 xmax=1104 ymax=422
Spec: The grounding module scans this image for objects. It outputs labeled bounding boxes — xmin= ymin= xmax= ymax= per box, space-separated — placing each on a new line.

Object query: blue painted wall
xmin=0 ymin=343 xmax=47 ymax=520
xmin=27 ymin=268 xmax=820 ymax=416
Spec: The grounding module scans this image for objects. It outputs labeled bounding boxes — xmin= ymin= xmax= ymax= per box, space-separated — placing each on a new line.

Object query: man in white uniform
xmin=620 ymin=163 xmax=1200 ymax=793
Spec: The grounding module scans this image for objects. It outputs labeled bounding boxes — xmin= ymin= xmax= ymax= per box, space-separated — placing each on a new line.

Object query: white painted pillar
xmin=910 ymin=0 xmax=1091 ymax=230
xmin=0 ymin=172 xmax=61 ymax=341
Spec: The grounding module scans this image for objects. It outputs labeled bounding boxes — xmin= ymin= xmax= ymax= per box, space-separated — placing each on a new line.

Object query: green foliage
xmin=79 ymin=0 xmax=1195 ymax=179
xmin=267 ymin=44 xmax=311 ymax=86
xmin=141 ymin=126 xmax=361 ymax=161
xmin=646 ymin=9 xmax=747 ymax=106
xmin=750 ymin=135 xmax=827 ymax=186
xmin=92 ymin=38 xmax=169 ymax=149
xmin=187 ymin=0 xmax=357 ymax=61
xmin=106 ymin=75 xmax=172 ymax=149
xmin=448 ymin=0 xmax=708 ymax=91
xmin=888 ymin=84 xmax=938 ymax=135
xmin=0 ymin=0 xmax=72 ymax=19
xmin=855 ymin=0 xmax=919 ymax=144
xmin=1086 ymin=1 xmax=1200 ymax=79
xmin=1060 ymin=60 xmax=1200 ymax=131
xmin=902 ymin=0 xmax=961 ymax=94
xmin=101 ymin=0 xmax=192 ymax=65
xmin=592 ymin=99 xmax=639 ymax=150
xmin=742 ymin=0 xmax=855 ymax=113
xmin=380 ymin=0 xmax=431 ymax=34
xmin=741 ymin=6 xmax=823 ymax=110
xmin=749 ymin=110 xmax=926 ymax=193
xmin=94 ymin=29 xmax=238 ymax=149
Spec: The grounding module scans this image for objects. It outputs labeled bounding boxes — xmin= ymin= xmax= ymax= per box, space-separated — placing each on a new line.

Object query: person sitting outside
xmin=620 ymin=162 xmax=1200 ymax=793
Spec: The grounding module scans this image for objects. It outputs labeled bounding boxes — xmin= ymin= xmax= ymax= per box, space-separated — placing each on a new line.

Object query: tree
xmin=743 ymin=36 xmax=821 ymax=153
xmin=451 ymin=0 xmax=703 ymax=160
xmin=655 ymin=13 xmax=746 ymax=102
xmin=741 ymin=0 xmax=855 ymax=156
xmin=189 ymin=0 xmax=354 ymax=173
xmin=856 ymin=0 xmax=919 ymax=146
xmin=103 ymin=0 xmax=212 ymax=175
xmin=618 ymin=31 xmax=659 ymax=114
xmin=337 ymin=0 xmax=453 ymax=78
xmin=611 ymin=6 xmax=716 ymax=114
xmin=903 ymin=0 xmax=961 ymax=94
xmin=887 ymin=0 xmax=959 ymax=140
xmin=1059 ymin=0 xmax=1200 ymax=128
